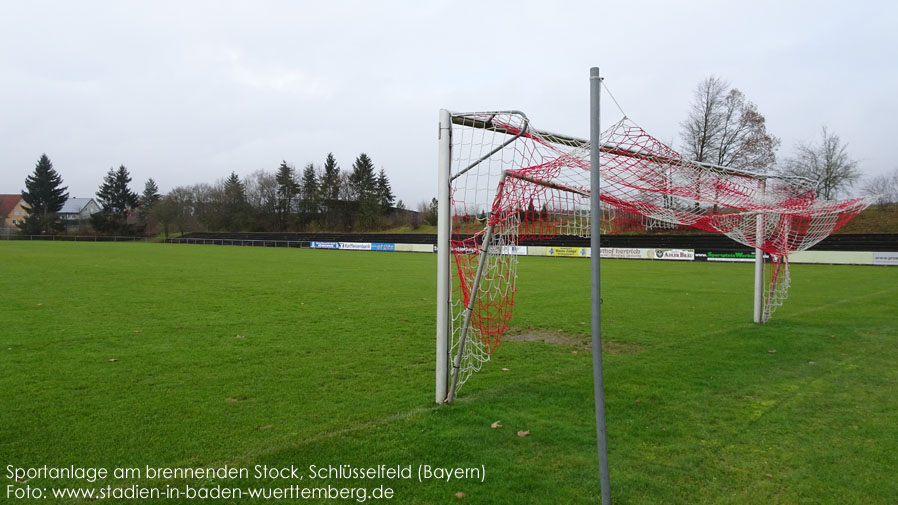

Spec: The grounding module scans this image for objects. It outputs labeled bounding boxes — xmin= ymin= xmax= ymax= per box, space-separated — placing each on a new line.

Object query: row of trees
xmin=149 ymin=153 xmax=408 ymax=236
xmin=16 ymin=152 xmax=419 ymax=237
xmin=17 ymin=155 xmax=159 ymax=235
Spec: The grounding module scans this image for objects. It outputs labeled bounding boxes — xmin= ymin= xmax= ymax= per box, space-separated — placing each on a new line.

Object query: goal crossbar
xmin=450 ymin=111 xmax=816 ymax=185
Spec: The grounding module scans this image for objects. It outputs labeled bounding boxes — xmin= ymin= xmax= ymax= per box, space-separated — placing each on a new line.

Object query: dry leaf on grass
xmin=133 ymin=330 xmax=142 ymax=334
xmin=455 ymin=491 xmax=465 ymax=498
xmin=490 ymin=421 xmax=502 ymax=429
xmin=235 ymin=335 xmax=245 ymax=339
xmin=255 ymin=424 xmax=272 ymax=431
xmin=768 ymin=350 xmax=776 ymax=353
xmin=501 ymin=368 xmax=509 ymax=371
xmin=517 ymin=430 xmax=530 ymax=437
xmin=108 ymin=358 xmax=118 ymax=362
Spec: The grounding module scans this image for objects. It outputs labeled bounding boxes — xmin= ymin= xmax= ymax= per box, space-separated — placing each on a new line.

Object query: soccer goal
xmin=434 ymin=78 xmax=869 ymax=405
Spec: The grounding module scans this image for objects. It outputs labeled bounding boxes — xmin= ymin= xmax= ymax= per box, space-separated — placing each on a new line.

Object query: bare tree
xmin=779 ymin=127 xmax=860 ymax=200
xmin=681 ymin=76 xmax=780 ymax=172
xmin=715 ymin=90 xmax=780 ymax=171
xmin=245 ymin=170 xmax=278 ymax=212
xmin=680 ymin=77 xmax=780 ymax=212
xmin=681 ymin=76 xmax=728 ymax=165
xmin=861 ymin=168 xmax=898 ymax=205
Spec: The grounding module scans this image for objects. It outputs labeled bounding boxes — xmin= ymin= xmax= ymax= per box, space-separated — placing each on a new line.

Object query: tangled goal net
xmin=438 ymin=109 xmax=868 ymax=399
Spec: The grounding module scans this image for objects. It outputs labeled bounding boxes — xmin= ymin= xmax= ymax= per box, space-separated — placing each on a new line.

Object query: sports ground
xmin=1 ymin=242 xmax=896 ymax=504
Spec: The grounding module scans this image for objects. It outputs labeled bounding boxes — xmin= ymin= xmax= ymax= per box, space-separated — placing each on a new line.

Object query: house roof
xmin=59 ymin=198 xmax=96 ymax=214
xmin=0 ymin=194 xmax=24 ymax=217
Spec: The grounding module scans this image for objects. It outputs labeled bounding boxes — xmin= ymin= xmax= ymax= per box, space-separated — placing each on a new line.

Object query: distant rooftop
xmin=0 ymin=194 xmax=25 ymax=216
xmin=59 ymin=198 xmax=96 ymax=214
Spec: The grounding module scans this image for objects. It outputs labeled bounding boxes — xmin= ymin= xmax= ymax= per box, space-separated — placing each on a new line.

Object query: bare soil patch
xmin=504 ymin=328 xmax=640 ymax=354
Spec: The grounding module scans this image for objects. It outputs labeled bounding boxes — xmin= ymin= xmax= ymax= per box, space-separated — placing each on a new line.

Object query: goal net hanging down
xmin=436 ymin=109 xmax=868 ymax=400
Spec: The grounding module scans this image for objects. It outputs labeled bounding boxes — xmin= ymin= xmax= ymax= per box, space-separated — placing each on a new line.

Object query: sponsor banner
xmin=790 ymin=250 xmax=873 ymax=265
xmin=704 ymin=251 xmax=757 ymax=262
xmin=599 ymin=247 xmax=644 ymax=260
xmin=371 ymin=243 xmax=396 ymax=252
xmin=652 ymin=249 xmax=695 ymax=261
xmin=501 ymin=245 xmax=529 ymax=256
xmin=395 ymin=243 xmax=434 ymax=253
xmin=310 ymin=241 xmax=339 ymax=249
xmin=874 ymin=252 xmax=898 ymax=266
xmin=338 ymin=242 xmax=372 ymax=251
xmin=547 ymin=246 xmax=588 ymax=258
xmin=538 ymin=246 xmax=693 ymax=261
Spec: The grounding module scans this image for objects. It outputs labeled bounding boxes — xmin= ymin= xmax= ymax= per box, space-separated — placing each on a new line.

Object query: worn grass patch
xmin=1 ymin=242 xmax=896 ymax=504
xmin=505 ymin=328 xmax=640 ymax=354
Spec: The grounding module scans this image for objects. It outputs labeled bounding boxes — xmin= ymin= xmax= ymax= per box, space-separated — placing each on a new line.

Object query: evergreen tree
xmin=275 ymin=161 xmax=299 ymax=231
xmin=299 ymin=162 xmax=319 ymax=228
xmin=520 ymin=200 xmax=535 ymax=223
xmin=319 ymin=153 xmax=342 ymax=229
xmin=348 ymin=153 xmax=377 ymax=200
xmin=92 ymin=165 xmax=140 ymax=235
xmin=349 ymin=153 xmax=379 ymax=229
xmin=20 ymin=154 xmax=69 ymax=234
xmin=221 ymin=172 xmax=251 ymax=230
xmin=138 ymin=178 xmax=161 ymax=224
xmin=376 ymin=168 xmax=395 ymax=214
xmin=426 ymin=197 xmax=439 ymax=226
xmin=319 ymin=153 xmax=341 ymax=201
xmin=223 ymin=172 xmax=245 ymax=200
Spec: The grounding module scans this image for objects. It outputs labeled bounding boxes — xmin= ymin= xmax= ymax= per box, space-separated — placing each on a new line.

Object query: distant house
xmin=59 ymin=198 xmax=101 ymax=231
xmin=0 ymin=194 xmax=29 ymax=232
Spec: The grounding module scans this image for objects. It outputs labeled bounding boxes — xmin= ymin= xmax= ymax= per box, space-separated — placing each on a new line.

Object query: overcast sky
xmin=2 ymin=0 xmax=896 ymax=205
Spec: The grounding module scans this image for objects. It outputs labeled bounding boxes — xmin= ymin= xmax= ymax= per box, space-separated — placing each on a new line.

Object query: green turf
xmin=0 ymin=242 xmax=896 ymax=504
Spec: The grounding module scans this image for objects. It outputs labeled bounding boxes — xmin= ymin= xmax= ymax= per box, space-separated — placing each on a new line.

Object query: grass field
xmin=1 ymin=242 xmax=896 ymax=504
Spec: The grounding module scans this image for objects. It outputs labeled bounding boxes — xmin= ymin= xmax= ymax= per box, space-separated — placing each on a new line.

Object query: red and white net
xmin=448 ymin=111 xmax=868 ymax=388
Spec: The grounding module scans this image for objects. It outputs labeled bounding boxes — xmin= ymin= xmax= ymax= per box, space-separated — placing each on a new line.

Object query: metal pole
xmin=436 ymin=109 xmax=452 ymax=403
xmin=590 ymin=66 xmax=612 ymax=505
xmin=753 ymin=179 xmax=766 ymax=323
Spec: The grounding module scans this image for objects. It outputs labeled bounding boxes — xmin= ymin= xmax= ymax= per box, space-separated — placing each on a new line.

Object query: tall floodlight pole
xmin=436 ymin=109 xmax=452 ymax=403
xmin=590 ymin=67 xmax=612 ymax=505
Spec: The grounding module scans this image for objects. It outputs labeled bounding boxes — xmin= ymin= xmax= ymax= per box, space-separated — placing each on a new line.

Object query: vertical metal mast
xmin=436 ymin=109 xmax=452 ymax=403
xmin=753 ymin=179 xmax=766 ymax=324
xmin=590 ymin=67 xmax=612 ymax=505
